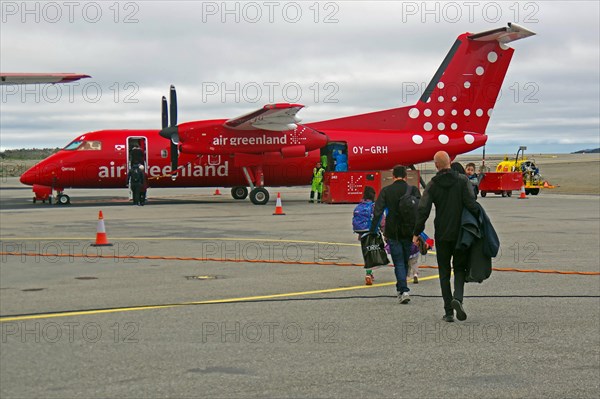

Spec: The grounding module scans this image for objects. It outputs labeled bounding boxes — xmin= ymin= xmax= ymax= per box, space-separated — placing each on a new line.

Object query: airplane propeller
xmin=159 ymin=85 xmax=179 ymax=173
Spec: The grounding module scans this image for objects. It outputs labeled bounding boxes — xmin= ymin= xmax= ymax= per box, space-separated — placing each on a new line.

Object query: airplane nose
xmin=19 ymin=162 xmax=55 ymax=186
xmin=19 ymin=167 xmax=35 ymax=186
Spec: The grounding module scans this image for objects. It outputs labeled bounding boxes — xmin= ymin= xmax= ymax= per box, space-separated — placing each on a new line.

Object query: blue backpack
xmin=352 ymin=201 xmax=374 ymax=232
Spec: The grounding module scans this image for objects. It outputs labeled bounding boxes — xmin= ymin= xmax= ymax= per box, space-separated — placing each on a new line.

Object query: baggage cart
xmin=478 ymin=172 xmax=523 ymax=197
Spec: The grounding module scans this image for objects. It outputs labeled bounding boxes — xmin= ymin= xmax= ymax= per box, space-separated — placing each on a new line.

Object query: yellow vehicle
xmin=495 ymin=146 xmax=556 ymax=195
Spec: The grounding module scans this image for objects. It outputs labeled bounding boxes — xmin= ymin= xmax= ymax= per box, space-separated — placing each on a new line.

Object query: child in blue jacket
xmin=353 ymin=186 xmax=383 ymax=285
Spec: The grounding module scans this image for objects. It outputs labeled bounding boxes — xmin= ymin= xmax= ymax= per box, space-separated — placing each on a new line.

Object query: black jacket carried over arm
xmin=369 ymin=180 xmax=421 ymax=240
xmin=413 ymin=169 xmax=479 ymax=242
xmin=456 ymin=202 xmax=500 ymax=283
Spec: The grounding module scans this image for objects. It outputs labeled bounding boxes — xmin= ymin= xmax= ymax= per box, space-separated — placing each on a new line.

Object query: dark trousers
xmin=131 ymin=184 xmax=142 ymax=205
xmin=436 ymin=240 xmax=468 ymax=315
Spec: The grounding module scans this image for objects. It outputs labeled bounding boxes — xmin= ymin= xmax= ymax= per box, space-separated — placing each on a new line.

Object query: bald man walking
xmin=413 ymin=151 xmax=480 ymax=322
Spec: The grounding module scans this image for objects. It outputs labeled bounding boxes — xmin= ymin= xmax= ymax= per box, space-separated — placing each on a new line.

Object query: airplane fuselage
xmin=19 ymin=127 xmax=486 ymax=190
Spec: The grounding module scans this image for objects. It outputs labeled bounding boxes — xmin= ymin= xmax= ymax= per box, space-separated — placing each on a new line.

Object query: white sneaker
xmin=398 ymin=292 xmax=410 ymax=304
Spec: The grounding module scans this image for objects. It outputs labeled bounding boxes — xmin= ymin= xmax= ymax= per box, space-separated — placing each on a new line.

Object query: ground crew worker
xmin=333 ymin=150 xmax=348 ymax=171
xmin=320 ymin=154 xmax=329 ymax=171
xmin=310 ymin=161 xmax=325 ymax=203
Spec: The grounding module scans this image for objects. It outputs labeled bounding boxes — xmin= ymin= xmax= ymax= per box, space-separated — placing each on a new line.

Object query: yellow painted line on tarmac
xmin=0 ymin=275 xmax=439 ymax=322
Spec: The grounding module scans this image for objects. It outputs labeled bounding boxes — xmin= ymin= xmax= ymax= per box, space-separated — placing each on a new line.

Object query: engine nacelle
xmin=178 ymin=122 xmax=328 ymax=155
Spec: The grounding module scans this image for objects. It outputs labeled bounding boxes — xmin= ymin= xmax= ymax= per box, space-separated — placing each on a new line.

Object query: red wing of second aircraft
xmin=0 ymin=73 xmax=91 ymax=85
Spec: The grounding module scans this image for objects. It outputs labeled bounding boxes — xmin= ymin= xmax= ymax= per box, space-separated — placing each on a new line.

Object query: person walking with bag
xmin=369 ymin=165 xmax=420 ymax=304
xmin=413 ymin=151 xmax=480 ymax=322
xmin=353 ymin=186 xmax=381 ymax=285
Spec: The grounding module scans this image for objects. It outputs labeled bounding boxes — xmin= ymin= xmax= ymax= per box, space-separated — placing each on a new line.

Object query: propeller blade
xmin=170 ymin=141 xmax=179 ymax=173
xmin=161 ymin=96 xmax=168 ymax=129
xmin=169 ymin=85 xmax=177 ymax=126
xmin=159 ymin=85 xmax=180 ymax=164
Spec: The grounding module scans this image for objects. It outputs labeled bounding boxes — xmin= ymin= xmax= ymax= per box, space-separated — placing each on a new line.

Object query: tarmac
xmin=1 ymin=178 xmax=599 ymax=398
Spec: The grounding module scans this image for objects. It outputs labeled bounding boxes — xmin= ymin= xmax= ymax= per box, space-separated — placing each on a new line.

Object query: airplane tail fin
xmin=309 ymin=23 xmax=535 ymax=134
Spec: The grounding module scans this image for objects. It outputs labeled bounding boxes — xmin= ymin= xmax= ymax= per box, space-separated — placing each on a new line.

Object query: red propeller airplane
xmin=18 ymin=23 xmax=535 ymax=205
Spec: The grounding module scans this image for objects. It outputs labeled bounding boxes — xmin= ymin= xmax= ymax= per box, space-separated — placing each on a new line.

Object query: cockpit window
xmin=64 ymin=140 xmax=83 ymax=150
xmin=78 ymin=141 xmax=102 ymax=151
xmin=63 ymin=140 xmax=102 ymax=151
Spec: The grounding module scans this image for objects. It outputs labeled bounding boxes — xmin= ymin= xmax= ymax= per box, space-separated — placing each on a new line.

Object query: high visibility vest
xmin=313 ymin=167 xmax=324 ymax=180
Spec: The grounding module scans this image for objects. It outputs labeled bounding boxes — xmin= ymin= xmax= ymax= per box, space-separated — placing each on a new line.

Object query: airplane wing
xmin=0 ymin=73 xmax=91 ymax=85
xmin=225 ymin=103 xmax=304 ymax=132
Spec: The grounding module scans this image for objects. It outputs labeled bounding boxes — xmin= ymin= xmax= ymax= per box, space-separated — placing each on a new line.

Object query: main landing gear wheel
xmin=231 ymin=186 xmax=249 ymax=200
xmin=249 ymin=187 xmax=269 ymax=205
xmin=57 ymin=194 xmax=71 ymax=205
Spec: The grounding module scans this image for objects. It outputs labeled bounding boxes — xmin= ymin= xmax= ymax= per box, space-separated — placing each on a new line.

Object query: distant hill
xmin=1 ymin=148 xmax=61 ymax=178
xmin=0 ymin=148 xmax=60 ymax=160
xmin=572 ymin=148 xmax=600 ymax=154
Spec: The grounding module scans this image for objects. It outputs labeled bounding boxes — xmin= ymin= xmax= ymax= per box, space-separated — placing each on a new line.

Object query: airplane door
xmin=322 ymin=142 xmax=348 ymax=172
xmin=127 ymin=137 xmax=148 ymax=170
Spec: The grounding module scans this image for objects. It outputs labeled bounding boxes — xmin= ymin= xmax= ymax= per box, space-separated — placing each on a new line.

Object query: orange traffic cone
xmin=214 ymin=188 xmax=222 ymax=195
xmin=518 ymin=185 xmax=528 ymax=199
xmin=273 ymin=192 xmax=286 ymax=215
xmin=543 ymin=181 xmax=549 ymax=188
xmin=91 ymin=210 xmax=113 ymax=246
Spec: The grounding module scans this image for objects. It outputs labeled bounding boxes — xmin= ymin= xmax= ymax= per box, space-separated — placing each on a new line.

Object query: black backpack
xmin=397 ymin=185 xmax=419 ymax=239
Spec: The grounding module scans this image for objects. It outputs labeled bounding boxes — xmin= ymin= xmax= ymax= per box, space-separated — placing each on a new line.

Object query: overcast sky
xmin=1 ymin=0 xmax=599 ymax=154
